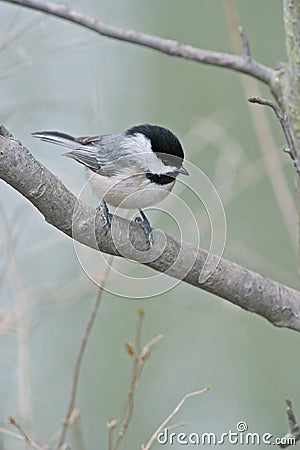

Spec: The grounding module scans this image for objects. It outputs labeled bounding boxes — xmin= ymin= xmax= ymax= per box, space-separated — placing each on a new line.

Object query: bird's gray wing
xmin=65 ymin=134 xmax=131 ymax=175
xmin=32 ymin=131 xmax=118 ymax=173
xmin=63 ymin=149 xmax=104 ymax=171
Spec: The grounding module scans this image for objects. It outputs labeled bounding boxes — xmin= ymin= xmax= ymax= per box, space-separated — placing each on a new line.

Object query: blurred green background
xmin=0 ymin=0 xmax=299 ymax=449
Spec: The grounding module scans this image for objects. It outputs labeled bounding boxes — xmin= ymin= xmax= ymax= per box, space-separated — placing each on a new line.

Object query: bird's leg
xmin=135 ymin=209 xmax=153 ymax=246
xmin=97 ymin=199 xmax=111 ymax=234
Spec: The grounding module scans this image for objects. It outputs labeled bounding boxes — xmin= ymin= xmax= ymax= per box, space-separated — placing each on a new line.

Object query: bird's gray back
xmin=66 ymin=133 xmax=148 ymax=176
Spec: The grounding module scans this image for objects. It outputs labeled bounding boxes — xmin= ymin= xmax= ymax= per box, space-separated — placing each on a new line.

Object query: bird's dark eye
xmin=159 ymin=156 xmax=173 ymax=166
xmin=157 ymin=152 xmax=182 ymax=168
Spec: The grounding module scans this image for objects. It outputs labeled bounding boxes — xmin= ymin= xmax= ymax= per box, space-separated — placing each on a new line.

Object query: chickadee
xmin=32 ymin=124 xmax=189 ymax=245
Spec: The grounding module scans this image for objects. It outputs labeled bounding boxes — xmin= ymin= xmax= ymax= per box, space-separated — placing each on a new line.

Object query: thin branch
xmin=0 ymin=426 xmax=32 ymax=446
xmin=9 ymin=417 xmax=31 ymax=444
xmin=0 ymin=0 xmax=276 ymax=87
xmin=279 ymin=398 xmax=300 ymax=448
xmin=238 ymin=26 xmax=251 ymax=60
xmin=55 ymin=255 xmax=114 ymax=450
xmin=108 ymin=310 xmax=163 ymax=450
xmin=248 ymin=96 xmax=300 ymax=177
xmin=142 ymin=386 xmax=210 ymax=450
xmin=4 ymin=417 xmax=45 ymax=449
xmin=113 ymin=333 xmax=163 ymax=449
xmin=0 ymin=127 xmax=300 ymax=331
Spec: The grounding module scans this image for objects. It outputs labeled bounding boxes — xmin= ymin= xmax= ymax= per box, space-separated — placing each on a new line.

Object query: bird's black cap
xmin=126 ymin=124 xmax=184 ymax=168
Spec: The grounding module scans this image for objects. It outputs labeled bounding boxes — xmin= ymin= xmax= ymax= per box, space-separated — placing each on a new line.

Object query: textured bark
xmin=1 ymin=127 xmax=300 ymax=331
xmin=283 ymin=1 xmax=300 ymax=157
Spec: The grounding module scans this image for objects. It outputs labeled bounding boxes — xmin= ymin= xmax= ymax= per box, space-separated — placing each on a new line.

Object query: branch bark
xmin=1 ymin=0 xmax=279 ymax=93
xmin=1 ymin=126 xmax=300 ymax=331
xmin=283 ymin=1 xmax=300 ymax=158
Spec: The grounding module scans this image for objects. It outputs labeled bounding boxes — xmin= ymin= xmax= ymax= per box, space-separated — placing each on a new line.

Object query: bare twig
xmin=238 ymin=26 xmax=251 ymax=60
xmin=279 ymin=398 xmax=300 ymax=448
xmin=142 ymin=386 xmax=210 ymax=450
xmin=9 ymin=417 xmax=30 ymax=443
xmin=248 ymin=96 xmax=300 ymax=177
xmin=0 ymin=426 xmax=35 ymax=447
xmin=55 ymin=255 xmax=114 ymax=450
xmin=0 ymin=0 xmax=276 ymax=87
xmin=108 ymin=310 xmax=163 ymax=450
xmin=3 ymin=417 xmax=45 ymax=449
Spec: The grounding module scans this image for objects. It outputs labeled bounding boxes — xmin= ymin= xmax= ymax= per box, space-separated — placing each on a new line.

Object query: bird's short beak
xmin=177 ymin=166 xmax=189 ymax=176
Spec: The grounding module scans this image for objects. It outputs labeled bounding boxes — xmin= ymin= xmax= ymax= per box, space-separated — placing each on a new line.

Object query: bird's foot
xmin=135 ymin=209 xmax=153 ymax=246
xmin=97 ymin=200 xmax=111 ymax=234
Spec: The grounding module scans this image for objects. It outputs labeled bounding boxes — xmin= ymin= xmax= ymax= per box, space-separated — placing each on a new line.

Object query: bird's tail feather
xmin=32 ymin=131 xmax=79 ymax=150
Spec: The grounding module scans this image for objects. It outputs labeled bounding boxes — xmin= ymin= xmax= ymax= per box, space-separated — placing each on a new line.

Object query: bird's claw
xmin=135 ymin=210 xmax=153 ymax=246
xmin=97 ymin=200 xmax=111 ymax=234
xmin=97 ymin=202 xmax=153 ymax=246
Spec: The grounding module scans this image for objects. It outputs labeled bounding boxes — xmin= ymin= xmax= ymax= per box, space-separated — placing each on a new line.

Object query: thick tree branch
xmin=283 ymin=1 xmax=300 ymax=158
xmin=1 ymin=0 xmax=278 ymax=90
xmin=1 ymin=125 xmax=300 ymax=331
